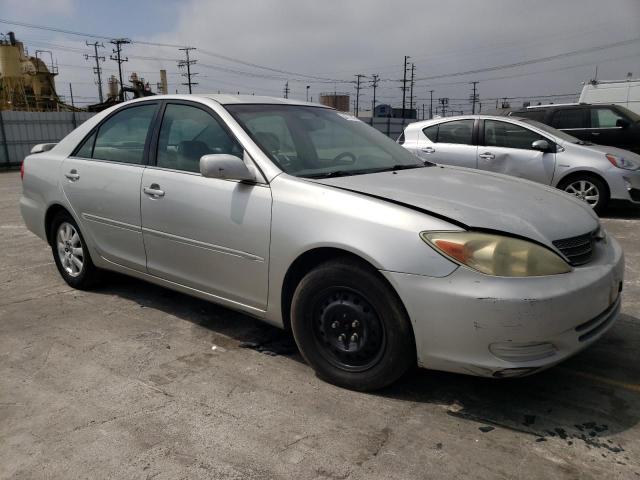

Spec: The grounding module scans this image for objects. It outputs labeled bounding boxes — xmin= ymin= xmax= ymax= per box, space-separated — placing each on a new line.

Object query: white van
xmin=579 ymin=79 xmax=640 ymax=115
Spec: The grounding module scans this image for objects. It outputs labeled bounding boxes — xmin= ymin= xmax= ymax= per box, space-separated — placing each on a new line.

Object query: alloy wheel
xmin=564 ymin=180 xmax=600 ymax=207
xmin=56 ymin=222 xmax=84 ymax=277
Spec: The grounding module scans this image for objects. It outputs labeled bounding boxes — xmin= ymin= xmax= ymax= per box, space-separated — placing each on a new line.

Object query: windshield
xmin=519 ymin=118 xmax=583 ymax=143
xmin=225 ymin=104 xmax=427 ymax=178
xmin=616 ymin=105 xmax=640 ymax=123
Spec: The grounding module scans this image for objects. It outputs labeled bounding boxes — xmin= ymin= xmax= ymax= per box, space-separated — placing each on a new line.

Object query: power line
xmin=84 ymin=41 xmax=105 ymax=103
xmin=178 ymin=47 xmax=198 ymax=94
xmin=413 ymin=35 xmax=640 ymax=82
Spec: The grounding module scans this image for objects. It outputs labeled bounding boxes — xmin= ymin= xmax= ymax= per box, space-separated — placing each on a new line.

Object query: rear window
xmin=434 ymin=120 xmax=474 ymax=145
xmin=551 ymin=109 xmax=587 ymax=129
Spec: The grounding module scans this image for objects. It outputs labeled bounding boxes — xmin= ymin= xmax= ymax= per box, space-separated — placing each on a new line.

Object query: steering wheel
xmin=333 ymin=151 xmax=357 ymax=164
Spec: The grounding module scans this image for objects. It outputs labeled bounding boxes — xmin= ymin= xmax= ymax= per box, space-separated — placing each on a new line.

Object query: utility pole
xmin=409 ymin=63 xmax=415 ymax=117
xmin=470 ymin=81 xmax=479 ymax=115
xmin=354 ymin=74 xmax=365 ymax=118
xmin=69 ymin=83 xmax=77 ymax=128
xmin=178 ymin=47 xmax=198 ymax=94
xmin=439 ymin=97 xmax=448 ymax=117
xmin=84 ymin=41 xmax=105 ymax=103
xmin=429 ymin=89 xmax=434 ymax=119
xmin=401 ymin=55 xmax=410 ymax=118
xmin=109 ymin=38 xmax=130 ymax=101
xmin=306 ymin=85 xmax=310 ymax=102
xmin=283 ymin=81 xmax=290 ymax=98
xmin=370 ymin=74 xmax=379 ymax=117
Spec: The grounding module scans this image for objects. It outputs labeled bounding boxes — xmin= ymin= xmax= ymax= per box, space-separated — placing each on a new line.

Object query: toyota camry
xmin=20 ymin=95 xmax=624 ymax=391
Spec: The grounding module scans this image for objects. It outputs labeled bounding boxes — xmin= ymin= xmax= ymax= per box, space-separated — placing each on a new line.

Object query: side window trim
xmin=69 ymin=101 xmax=161 ymax=166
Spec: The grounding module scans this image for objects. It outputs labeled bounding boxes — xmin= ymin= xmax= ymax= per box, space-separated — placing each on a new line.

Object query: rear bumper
xmin=382 ymin=236 xmax=624 ymax=377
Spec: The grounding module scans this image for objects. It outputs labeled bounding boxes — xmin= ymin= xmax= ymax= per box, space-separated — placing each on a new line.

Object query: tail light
xmin=20 ymin=159 xmax=25 ymax=180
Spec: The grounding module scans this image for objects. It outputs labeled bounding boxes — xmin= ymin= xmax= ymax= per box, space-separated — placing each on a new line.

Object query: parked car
xmin=510 ymin=103 xmax=640 ymax=154
xmin=21 ymin=95 xmax=624 ymax=391
xmin=400 ymin=115 xmax=640 ymax=212
xmin=579 ymin=79 xmax=640 ymax=115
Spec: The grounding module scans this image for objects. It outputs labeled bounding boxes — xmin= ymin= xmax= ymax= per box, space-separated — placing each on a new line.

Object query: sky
xmin=1 ymin=0 xmax=639 ymax=114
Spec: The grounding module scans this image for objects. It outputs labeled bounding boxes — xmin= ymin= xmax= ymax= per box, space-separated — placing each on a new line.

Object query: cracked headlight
xmin=421 ymin=231 xmax=571 ymax=277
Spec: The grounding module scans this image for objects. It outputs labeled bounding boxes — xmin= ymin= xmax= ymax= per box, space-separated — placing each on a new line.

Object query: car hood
xmin=312 ymin=166 xmax=599 ymax=247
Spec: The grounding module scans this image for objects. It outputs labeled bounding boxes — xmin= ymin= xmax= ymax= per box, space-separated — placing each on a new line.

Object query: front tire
xmin=290 ymin=258 xmax=415 ymax=391
xmin=559 ymin=174 xmax=609 ymax=214
xmin=50 ymin=211 xmax=102 ymax=289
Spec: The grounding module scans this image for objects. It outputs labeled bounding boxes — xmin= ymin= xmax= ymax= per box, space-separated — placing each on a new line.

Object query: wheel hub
xmin=313 ymin=289 xmax=385 ymax=372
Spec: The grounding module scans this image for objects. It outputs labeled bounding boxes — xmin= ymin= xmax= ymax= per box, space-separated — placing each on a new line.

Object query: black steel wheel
xmin=291 ymin=257 xmax=415 ymax=391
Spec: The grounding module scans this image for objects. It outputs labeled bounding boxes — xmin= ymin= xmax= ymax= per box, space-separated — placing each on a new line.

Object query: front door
xmin=477 ymin=120 xmax=556 ymax=185
xmin=140 ymin=102 xmax=272 ymax=310
xmin=588 ymin=106 xmax=630 ymax=149
xmin=61 ymin=102 xmax=159 ymax=271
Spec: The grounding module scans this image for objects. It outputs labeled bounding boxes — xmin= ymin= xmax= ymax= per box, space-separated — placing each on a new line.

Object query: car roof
xmin=131 ymin=93 xmax=330 ymax=108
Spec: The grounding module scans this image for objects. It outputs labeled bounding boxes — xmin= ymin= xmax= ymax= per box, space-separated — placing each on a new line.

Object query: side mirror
xmin=531 ymin=139 xmax=550 ymax=152
xmin=616 ymin=118 xmax=630 ymax=128
xmin=200 ymin=154 xmax=257 ymax=182
xmin=30 ymin=143 xmax=57 ymax=154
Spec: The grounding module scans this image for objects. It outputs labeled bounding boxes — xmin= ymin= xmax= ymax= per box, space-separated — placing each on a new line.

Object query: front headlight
xmin=420 ymin=231 xmax=571 ymax=277
xmin=606 ymin=153 xmax=640 ymax=171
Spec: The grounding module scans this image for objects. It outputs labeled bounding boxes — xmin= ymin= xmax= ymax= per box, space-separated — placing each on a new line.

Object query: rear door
xmin=415 ymin=119 xmax=477 ymax=167
xmin=61 ymin=102 xmax=159 ymax=271
xmin=550 ymin=108 xmax=589 ymax=141
xmin=477 ymin=119 xmax=555 ymax=185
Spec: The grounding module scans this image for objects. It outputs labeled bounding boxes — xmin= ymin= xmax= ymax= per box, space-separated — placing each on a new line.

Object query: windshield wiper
xmin=370 ymin=163 xmax=429 ymax=173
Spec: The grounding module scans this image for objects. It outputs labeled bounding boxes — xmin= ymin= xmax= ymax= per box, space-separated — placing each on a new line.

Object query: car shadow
xmin=601 ymin=202 xmax=640 ymax=219
xmin=93 ymin=273 xmax=639 ymax=451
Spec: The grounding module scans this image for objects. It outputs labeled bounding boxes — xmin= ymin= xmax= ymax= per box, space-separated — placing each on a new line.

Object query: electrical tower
xmin=84 ymin=41 xmax=105 ymax=103
xmin=439 ymin=97 xmax=449 ymax=116
xmin=429 ymin=89 xmax=434 ymax=119
xmin=409 ymin=63 xmax=415 ymax=116
xmin=370 ymin=74 xmax=379 ymax=117
xmin=354 ymin=74 xmax=365 ymax=117
xmin=401 ymin=55 xmax=410 ymax=119
xmin=110 ymin=38 xmax=130 ymax=101
xmin=283 ymin=81 xmax=290 ymax=98
xmin=178 ymin=47 xmax=198 ymax=94
xmin=470 ymin=81 xmax=479 ymax=115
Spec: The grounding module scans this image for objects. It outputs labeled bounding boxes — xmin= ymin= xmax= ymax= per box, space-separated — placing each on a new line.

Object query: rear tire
xmin=50 ymin=211 xmax=102 ymax=290
xmin=290 ymin=258 xmax=415 ymax=391
xmin=558 ymin=174 xmax=609 ymax=214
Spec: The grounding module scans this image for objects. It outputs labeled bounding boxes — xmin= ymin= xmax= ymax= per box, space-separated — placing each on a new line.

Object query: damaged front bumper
xmin=381 ymin=235 xmax=624 ymax=378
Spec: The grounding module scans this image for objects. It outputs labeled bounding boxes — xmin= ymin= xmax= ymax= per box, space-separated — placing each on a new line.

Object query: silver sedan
xmin=20 ymin=95 xmax=624 ymax=390
xmin=400 ymin=115 xmax=640 ymax=213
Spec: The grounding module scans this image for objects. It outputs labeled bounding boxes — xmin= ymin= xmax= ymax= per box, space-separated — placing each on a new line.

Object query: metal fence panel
xmin=0 ymin=111 xmax=96 ymax=168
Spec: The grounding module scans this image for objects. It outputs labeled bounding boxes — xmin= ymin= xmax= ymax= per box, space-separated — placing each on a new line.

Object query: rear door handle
xmin=479 ymin=152 xmax=495 ymax=160
xmin=421 ymin=147 xmax=435 ymax=154
xmin=143 ymin=183 xmax=165 ymax=198
xmin=65 ymin=169 xmax=80 ymax=181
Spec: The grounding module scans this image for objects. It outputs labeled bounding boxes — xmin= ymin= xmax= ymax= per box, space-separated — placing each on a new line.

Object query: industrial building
xmin=0 ymin=32 xmax=63 ymax=111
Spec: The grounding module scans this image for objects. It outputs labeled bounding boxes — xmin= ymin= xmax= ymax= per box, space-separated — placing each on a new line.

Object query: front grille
xmin=552 ymin=232 xmax=594 ymax=266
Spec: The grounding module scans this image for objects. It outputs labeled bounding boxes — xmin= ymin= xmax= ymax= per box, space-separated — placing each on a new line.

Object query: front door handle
xmin=65 ymin=169 xmax=80 ymax=181
xmin=590 ymin=132 xmax=601 ymax=136
xmin=421 ymin=146 xmax=435 ymax=154
xmin=479 ymin=152 xmax=495 ymax=160
xmin=143 ymin=183 xmax=165 ymax=198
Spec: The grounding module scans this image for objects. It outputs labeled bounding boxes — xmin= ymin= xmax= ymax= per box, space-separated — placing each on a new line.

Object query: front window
xmin=225 ymin=104 xmax=426 ymax=178
xmin=483 ymin=120 xmax=545 ymax=150
xmin=590 ymin=108 xmax=625 ymax=128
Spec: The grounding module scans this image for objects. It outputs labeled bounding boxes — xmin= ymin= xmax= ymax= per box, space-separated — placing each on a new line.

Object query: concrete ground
xmin=1 ymin=169 xmax=640 ymax=480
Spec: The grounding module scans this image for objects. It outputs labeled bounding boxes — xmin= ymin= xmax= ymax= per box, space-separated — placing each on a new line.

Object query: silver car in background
xmin=400 ymin=115 xmax=640 ymax=212
xmin=21 ymin=95 xmax=624 ymax=391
